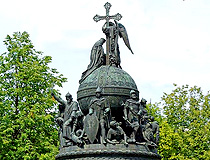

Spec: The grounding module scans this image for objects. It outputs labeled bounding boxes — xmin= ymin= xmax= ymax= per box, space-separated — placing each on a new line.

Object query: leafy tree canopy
xmin=0 ymin=31 xmax=67 ymax=159
xmin=148 ymin=84 xmax=210 ymax=160
xmin=1 ymin=32 xmax=209 ymax=160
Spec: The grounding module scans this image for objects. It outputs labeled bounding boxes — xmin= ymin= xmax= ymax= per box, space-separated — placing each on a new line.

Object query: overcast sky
xmin=0 ymin=0 xmax=210 ymax=103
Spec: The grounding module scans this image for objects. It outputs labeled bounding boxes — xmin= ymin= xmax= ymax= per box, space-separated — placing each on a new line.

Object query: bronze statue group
xmin=52 ymin=87 xmax=159 ymax=151
xmin=52 ymin=2 xmax=159 ymax=152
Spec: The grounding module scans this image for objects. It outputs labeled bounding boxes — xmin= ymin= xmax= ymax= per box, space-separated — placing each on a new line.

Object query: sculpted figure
xmin=102 ymin=21 xmax=134 ymax=68
xmin=142 ymin=121 xmax=158 ymax=152
xmin=123 ymin=90 xmax=140 ymax=143
xmin=52 ymin=92 xmax=80 ymax=146
xmin=87 ymin=87 xmax=110 ymax=144
xmin=79 ymin=38 xmax=106 ymax=84
xmin=69 ymin=110 xmax=84 ymax=146
xmin=150 ymin=116 xmax=159 ymax=145
xmin=107 ymin=118 xmax=128 ymax=145
xmin=139 ymin=98 xmax=150 ymax=125
xmin=55 ymin=104 xmax=65 ymax=148
xmin=142 ymin=122 xmax=157 ymax=147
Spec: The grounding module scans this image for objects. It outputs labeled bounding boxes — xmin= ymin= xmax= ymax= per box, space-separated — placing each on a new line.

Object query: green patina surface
xmin=77 ymin=66 xmax=139 ymax=114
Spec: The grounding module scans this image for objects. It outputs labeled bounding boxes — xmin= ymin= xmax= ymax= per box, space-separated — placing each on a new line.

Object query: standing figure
xmin=123 ymin=90 xmax=140 ymax=143
xmin=52 ymin=92 xmax=79 ymax=146
xmin=102 ymin=21 xmax=134 ymax=68
xmin=55 ymin=104 xmax=65 ymax=148
xmin=139 ymin=98 xmax=150 ymax=125
xmin=87 ymin=87 xmax=110 ymax=144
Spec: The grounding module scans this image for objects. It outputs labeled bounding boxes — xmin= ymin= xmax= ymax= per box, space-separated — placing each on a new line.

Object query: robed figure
xmin=102 ymin=21 xmax=134 ymax=68
xmin=52 ymin=92 xmax=79 ymax=146
xmin=79 ymin=38 xmax=106 ymax=83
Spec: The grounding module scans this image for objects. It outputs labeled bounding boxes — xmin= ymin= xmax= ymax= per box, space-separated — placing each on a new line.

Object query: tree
xmin=159 ymin=84 xmax=210 ymax=160
xmin=0 ymin=31 xmax=67 ymax=159
xmin=146 ymin=102 xmax=162 ymax=123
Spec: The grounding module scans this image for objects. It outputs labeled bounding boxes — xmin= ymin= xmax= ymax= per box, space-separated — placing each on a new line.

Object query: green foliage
xmin=1 ymin=32 xmax=209 ymax=160
xmin=0 ymin=31 xmax=67 ymax=159
xmin=146 ymin=102 xmax=162 ymax=123
xmin=159 ymin=84 xmax=210 ymax=160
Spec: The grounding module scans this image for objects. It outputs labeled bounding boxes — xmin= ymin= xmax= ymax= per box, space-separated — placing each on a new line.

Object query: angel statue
xmin=102 ymin=20 xmax=134 ymax=68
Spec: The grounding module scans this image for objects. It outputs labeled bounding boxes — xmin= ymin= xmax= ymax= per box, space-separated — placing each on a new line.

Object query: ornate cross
xmin=93 ymin=2 xmax=122 ymax=65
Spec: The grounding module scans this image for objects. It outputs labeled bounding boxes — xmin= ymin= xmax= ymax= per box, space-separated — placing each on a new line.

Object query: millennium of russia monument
xmin=53 ymin=2 xmax=161 ymax=160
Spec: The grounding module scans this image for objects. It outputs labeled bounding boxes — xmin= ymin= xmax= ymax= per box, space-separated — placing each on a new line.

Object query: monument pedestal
xmin=55 ymin=144 xmax=161 ymax=160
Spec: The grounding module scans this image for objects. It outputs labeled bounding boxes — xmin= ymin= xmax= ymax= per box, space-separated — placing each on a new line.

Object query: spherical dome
xmin=77 ymin=66 xmax=139 ymax=114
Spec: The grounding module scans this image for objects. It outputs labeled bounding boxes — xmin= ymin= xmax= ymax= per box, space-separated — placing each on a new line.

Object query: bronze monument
xmin=55 ymin=2 xmax=161 ymax=160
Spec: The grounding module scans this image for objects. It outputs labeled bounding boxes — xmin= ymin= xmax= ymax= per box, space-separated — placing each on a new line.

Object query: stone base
xmin=55 ymin=144 xmax=161 ymax=160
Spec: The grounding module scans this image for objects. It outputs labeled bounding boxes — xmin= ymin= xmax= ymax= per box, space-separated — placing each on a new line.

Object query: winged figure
xmin=117 ymin=22 xmax=134 ymax=55
xmin=102 ymin=21 xmax=134 ymax=68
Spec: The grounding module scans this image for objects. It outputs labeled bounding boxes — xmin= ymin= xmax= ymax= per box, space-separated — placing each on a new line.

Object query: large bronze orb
xmin=77 ymin=66 xmax=139 ymax=115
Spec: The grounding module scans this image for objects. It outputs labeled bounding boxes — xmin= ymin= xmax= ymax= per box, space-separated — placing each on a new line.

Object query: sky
xmin=0 ymin=0 xmax=210 ymax=103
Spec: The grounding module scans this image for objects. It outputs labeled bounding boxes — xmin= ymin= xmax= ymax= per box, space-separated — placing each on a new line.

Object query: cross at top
xmin=93 ymin=2 xmax=122 ymax=65
xmin=93 ymin=2 xmax=122 ymax=26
